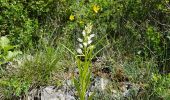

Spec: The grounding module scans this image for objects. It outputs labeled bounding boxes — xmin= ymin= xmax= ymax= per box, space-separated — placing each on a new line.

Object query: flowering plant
xmin=69 ymin=14 xmax=75 ymax=21
xmin=93 ymin=5 xmax=100 ymax=13
xmin=74 ymin=23 xmax=95 ymax=100
xmin=62 ymin=23 xmax=107 ymax=100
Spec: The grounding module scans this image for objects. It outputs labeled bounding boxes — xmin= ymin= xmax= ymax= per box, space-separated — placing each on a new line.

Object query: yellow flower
xmin=69 ymin=15 xmax=75 ymax=21
xmin=93 ymin=5 xmax=100 ymax=13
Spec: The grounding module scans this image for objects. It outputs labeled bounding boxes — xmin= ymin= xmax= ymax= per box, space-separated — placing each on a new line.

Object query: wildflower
xmin=85 ymin=23 xmax=93 ymax=34
xmin=82 ymin=30 xmax=86 ymax=36
xmin=88 ymin=40 xmax=92 ymax=44
xmin=77 ymin=38 xmax=83 ymax=42
xmin=93 ymin=5 xmax=100 ymax=13
xmin=88 ymin=34 xmax=95 ymax=40
xmin=83 ymin=42 xmax=88 ymax=47
xmin=79 ymin=44 xmax=83 ymax=48
xmin=74 ymin=23 xmax=95 ymax=99
xmin=90 ymin=34 xmax=95 ymax=38
xmin=77 ymin=48 xmax=83 ymax=54
xmin=69 ymin=15 xmax=75 ymax=21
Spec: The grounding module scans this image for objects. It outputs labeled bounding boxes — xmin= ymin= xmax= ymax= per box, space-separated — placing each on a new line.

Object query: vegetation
xmin=0 ymin=0 xmax=170 ymax=100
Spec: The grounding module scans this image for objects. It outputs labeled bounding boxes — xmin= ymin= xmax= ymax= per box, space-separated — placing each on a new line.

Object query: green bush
xmin=64 ymin=0 xmax=170 ymax=69
xmin=0 ymin=0 xmax=36 ymax=47
xmin=151 ymin=73 xmax=170 ymax=99
xmin=0 ymin=77 xmax=30 ymax=99
xmin=0 ymin=0 xmax=67 ymax=49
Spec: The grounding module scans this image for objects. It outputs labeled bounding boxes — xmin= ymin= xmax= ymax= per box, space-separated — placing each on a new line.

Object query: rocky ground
xmin=27 ymin=69 xmax=143 ymax=100
xmin=0 ymin=56 xmax=146 ymax=100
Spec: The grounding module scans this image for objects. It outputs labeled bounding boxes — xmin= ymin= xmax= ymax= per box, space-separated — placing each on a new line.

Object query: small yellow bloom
xmin=93 ymin=5 xmax=100 ymax=13
xmin=69 ymin=15 xmax=75 ymax=21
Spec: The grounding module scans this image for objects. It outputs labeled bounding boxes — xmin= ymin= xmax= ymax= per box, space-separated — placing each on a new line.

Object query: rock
xmin=100 ymin=77 xmax=109 ymax=90
xmin=27 ymin=76 xmax=143 ymax=100
xmin=28 ymin=88 xmax=40 ymax=100
xmin=40 ymin=86 xmax=75 ymax=100
xmin=91 ymin=76 xmax=109 ymax=91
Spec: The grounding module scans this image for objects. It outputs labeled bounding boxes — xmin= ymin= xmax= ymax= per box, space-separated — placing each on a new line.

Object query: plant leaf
xmin=5 ymin=51 xmax=22 ymax=61
xmin=0 ymin=36 xmax=10 ymax=48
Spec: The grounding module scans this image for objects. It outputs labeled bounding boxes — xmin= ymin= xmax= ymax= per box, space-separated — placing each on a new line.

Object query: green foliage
xmin=25 ymin=0 xmax=53 ymax=16
xmin=1 ymin=0 xmax=170 ymax=99
xmin=124 ymin=57 xmax=156 ymax=83
xmin=151 ymin=73 xmax=170 ymax=99
xmin=0 ymin=36 xmax=21 ymax=65
xmin=78 ymin=1 xmax=170 ymax=69
xmin=0 ymin=45 xmax=64 ymax=98
xmin=0 ymin=77 xmax=30 ymax=99
xmin=19 ymin=46 xmax=63 ymax=86
xmin=0 ymin=0 xmax=63 ymax=48
xmin=145 ymin=26 xmax=162 ymax=56
xmin=0 ymin=0 xmax=37 ymax=47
